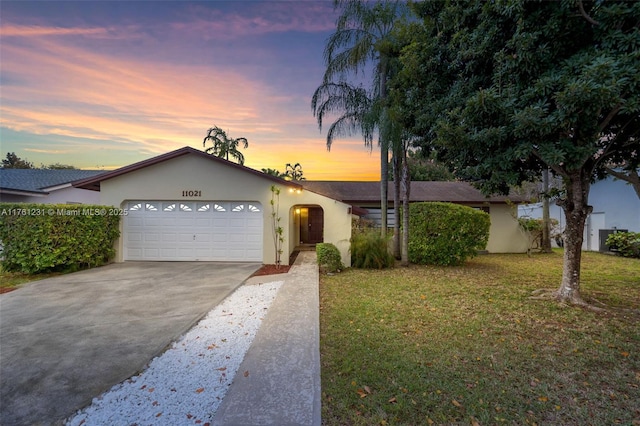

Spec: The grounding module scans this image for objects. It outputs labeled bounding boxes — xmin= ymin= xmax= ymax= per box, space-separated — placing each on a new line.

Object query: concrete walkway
xmin=213 ymin=251 xmax=322 ymax=426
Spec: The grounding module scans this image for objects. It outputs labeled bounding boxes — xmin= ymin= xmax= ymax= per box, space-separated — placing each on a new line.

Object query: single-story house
xmin=73 ymin=147 xmax=353 ymax=266
xmin=300 ymin=180 xmax=529 ymax=253
xmin=3 ymin=147 xmax=530 ymax=265
xmin=518 ymin=176 xmax=640 ymax=251
xmin=0 ymin=169 xmax=105 ymax=204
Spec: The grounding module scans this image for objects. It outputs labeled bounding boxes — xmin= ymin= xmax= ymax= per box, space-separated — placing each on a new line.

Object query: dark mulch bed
xmin=250 ymin=264 xmax=291 ymax=276
xmin=250 ymin=250 xmax=300 ymax=277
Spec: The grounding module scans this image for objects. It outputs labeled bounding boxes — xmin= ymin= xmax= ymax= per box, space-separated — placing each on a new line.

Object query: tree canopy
xmin=390 ymin=0 xmax=640 ymax=304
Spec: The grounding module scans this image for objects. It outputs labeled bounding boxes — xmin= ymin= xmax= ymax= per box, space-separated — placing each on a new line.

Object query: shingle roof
xmin=0 ymin=169 xmax=107 ymax=194
xmin=301 ymin=181 xmax=525 ymax=204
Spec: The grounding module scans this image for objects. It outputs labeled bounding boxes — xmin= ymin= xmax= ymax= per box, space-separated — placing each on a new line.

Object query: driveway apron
xmin=0 ymin=261 xmax=260 ymax=426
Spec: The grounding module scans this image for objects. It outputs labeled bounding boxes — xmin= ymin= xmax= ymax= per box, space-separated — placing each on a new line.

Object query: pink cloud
xmin=0 ymin=24 xmax=110 ymax=37
xmin=0 ymin=4 xmax=381 ymax=180
xmin=172 ymin=2 xmax=336 ymax=40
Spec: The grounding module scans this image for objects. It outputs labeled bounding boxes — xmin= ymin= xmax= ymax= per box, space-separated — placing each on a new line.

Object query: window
xmin=248 ymin=204 xmax=261 ymax=213
xmin=163 ymin=203 xmax=176 ymax=212
xmin=179 ymin=203 xmax=193 ymax=212
xmin=197 ymin=203 xmax=211 ymax=212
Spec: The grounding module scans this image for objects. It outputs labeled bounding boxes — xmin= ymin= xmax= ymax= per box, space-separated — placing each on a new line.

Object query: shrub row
xmin=0 ymin=203 xmax=121 ymax=273
xmin=606 ymin=231 xmax=640 ymax=258
xmin=349 ymin=202 xmax=490 ymax=268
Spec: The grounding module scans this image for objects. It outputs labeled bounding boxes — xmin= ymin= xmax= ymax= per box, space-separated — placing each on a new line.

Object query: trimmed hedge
xmin=605 ymin=231 xmax=640 ymax=258
xmin=316 ymin=242 xmax=344 ymax=273
xmin=408 ymin=202 xmax=490 ymax=266
xmin=0 ymin=203 xmax=121 ymax=273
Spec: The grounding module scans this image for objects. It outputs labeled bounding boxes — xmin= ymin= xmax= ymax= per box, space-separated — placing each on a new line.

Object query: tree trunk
xmin=380 ymin=142 xmax=389 ymax=238
xmin=556 ymin=173 xmax=592 ymax=304
xmin=379 ymin=58 xmax=388 ymax=238
xmin=541 ymin=168 xmax=552 ymax=253
xmin=400 ymin=148 xmax=411 ymax=266
xmin=392 ymin=153 xmax=401 ymax=259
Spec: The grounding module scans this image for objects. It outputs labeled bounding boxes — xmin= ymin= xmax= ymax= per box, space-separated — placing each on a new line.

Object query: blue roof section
xmin=0 ymin=169 xmax=107 ymax=194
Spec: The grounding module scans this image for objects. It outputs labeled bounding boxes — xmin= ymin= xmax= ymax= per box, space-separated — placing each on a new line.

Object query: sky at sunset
xmin=0 ymin=0 xmax=381 ymax=180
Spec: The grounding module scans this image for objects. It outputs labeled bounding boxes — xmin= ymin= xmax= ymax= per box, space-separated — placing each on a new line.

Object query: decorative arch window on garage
xmin=123 ymin=201 xmax=263 ymax=262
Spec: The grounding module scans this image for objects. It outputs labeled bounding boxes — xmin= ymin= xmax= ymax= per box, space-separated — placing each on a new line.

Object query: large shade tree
xmin=202 ymin=126 xmax=249 ymax=165
xmin=312 ymin=0 xmax=408 ymax=237
xmin=392 ymin=0 xmax=639 ymax=305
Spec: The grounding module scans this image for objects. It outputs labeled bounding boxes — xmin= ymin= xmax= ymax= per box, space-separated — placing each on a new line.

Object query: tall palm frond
xmin=311 ymin=81 xmax=376 ymax=150
xmin=203 ymin=126 xmax=249 ymax=165
xmin=312 ymin=0 xmax=408 ymax=237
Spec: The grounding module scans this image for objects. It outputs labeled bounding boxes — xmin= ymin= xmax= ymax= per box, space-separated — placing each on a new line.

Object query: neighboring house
xmin=518 ymin=176 xmax=640 ymax=251
xmin=73 ymin=147 xmax=353 ymax=266
xmin=301 ymin=181 xmax=529 ymax=253
xmin=0 ymin=169 xmax=105 ymax=204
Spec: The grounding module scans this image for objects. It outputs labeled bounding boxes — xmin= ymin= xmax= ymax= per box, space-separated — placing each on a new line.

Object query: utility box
xmin=599 ymin=229 xmax=628 ymax=252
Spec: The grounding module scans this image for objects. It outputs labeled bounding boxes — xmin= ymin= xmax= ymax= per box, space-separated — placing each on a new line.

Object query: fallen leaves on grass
xmin=356 ymin=386 xmax=372 ymax=398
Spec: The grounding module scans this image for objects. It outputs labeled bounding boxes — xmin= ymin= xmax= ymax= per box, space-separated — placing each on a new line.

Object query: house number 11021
xmin=182 ymin=190 xmax=202 ymax=197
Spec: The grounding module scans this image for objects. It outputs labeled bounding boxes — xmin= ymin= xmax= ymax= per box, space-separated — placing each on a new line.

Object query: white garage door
xmin=123 ymin=201 xmax=263 ymax=261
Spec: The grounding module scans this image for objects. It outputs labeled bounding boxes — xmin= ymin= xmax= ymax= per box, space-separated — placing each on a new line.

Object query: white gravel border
xmin=66 ymin=281 xmax=283 ymax=426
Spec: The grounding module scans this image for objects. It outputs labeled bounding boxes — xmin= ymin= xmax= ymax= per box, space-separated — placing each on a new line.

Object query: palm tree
xmin=285 ymin=163 xmax=306 ymax=181
xmin=312 ymin=0 xmax=407 ymax=237
xmin=261 ymin=168 xmax=286 ymax=178
xmin=202 ymin=126 xmax=249 ymax=165
xmin=312 ymin=81 xmax=376 ymax=150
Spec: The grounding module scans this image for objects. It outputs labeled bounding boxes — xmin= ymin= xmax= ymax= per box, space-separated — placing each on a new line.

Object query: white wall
xmin=518 ymin=177 xmax=640 ymax=251
xmin=99 ymin=154 xmax=352 ymax=265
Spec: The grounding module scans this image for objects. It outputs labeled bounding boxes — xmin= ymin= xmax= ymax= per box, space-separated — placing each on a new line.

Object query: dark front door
xmin=307 ymin=207 xmax=324 ymax=244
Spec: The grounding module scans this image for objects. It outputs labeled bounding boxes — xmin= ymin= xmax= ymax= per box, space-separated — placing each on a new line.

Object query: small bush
xmin=408 ymin=202 xmax=490 ymax=266
xmin=518 ymin=216 xmax=561 ymax=252
xmin=350 ymin=229 xmax=395 ymax=269
xmin=606 ymin=231 xmax=640 ymax=258
xmin=0 ymin=203 xmax=121 ymax=273
xmin=316 ymin=243 xmax=344 ymax=273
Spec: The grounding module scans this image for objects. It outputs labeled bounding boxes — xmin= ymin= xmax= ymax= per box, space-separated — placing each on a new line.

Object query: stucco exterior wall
xmin=286 ymin=190 xmax=353 ymax=267
xmin=98 ymin=154 xmax=352 ymax=265
xmin=486 ymin=203 xmax=529 ymax=253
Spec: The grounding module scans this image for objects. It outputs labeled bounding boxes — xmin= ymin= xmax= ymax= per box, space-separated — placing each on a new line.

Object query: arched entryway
xmin=294 ymin=205 xmax=324 ymax=245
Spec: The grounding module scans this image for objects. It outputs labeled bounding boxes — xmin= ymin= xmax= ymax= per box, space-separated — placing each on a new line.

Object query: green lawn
xmin=0 ymin=271 xmax=62 ymax=292
xmin=320 ymin=251 xmax=640 ymax=425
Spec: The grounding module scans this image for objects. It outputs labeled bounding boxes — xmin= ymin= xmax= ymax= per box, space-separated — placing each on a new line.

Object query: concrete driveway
xmin=0 ymin=261 xmax=260 ymax=426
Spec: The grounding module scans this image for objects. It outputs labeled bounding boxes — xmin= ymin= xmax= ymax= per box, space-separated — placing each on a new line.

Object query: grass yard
xmin=0 ymin=271 xmax=62 ymax=293
xmin=320 ymin=250 xmax=640 ymax=425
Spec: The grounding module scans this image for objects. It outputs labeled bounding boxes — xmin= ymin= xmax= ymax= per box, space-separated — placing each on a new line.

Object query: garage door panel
xmin=124 ymin=201 xmax=262 ymax=261
xmin=229 ymin=218 xmax=246 ymax=227
xmin=144 ymin=248 xmax=160 ymax=258
xmin=195 ymin=218 xmax=211 ymax=226
xmin=161 ymin=233 xmax=177 ymax=242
